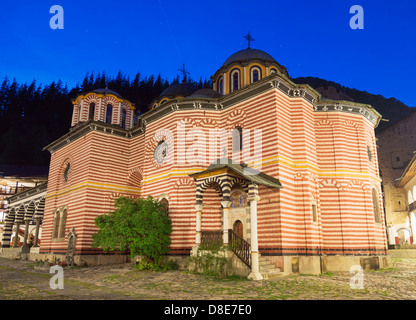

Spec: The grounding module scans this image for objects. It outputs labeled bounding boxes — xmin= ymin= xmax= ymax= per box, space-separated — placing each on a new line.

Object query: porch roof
xmin=189 ymin=157 xmax=283 ymax=189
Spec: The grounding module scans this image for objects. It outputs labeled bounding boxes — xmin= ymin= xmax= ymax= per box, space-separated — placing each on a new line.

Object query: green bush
xmin=92 ymin=196 xmax=172 ymax=268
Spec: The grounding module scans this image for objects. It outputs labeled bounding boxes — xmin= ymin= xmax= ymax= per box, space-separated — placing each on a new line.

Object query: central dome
xmin=159 ymin=83 xmax=198 ymax=98
xmin=222 ymin=48 xmax=277 ymax=67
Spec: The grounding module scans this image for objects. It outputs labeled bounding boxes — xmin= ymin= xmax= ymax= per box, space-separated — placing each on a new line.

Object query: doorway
xmin=233 ymin=220 xmax=243 ymax=238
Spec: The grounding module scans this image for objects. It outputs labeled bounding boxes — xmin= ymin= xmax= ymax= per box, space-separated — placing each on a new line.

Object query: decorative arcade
xmin=0 ymin=183 xmax=47 ymax=257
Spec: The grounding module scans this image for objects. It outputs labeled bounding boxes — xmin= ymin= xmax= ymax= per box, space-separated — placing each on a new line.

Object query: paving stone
xmin=0 ymin=257 xmax=414 ymax=300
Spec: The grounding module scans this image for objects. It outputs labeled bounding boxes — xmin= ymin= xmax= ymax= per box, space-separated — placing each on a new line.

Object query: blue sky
xmin=0 ymin=0 xmax=415 ymax=106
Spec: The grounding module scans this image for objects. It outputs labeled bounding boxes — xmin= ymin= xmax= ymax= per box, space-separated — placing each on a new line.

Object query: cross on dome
xmin=243 ymin=32 xmax=255 ymax=48
xmin=178 ymin=64 xmax=190 ymax=83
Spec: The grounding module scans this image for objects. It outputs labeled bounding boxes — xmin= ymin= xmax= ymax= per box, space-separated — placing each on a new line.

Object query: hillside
xmin=292 ymin=77 xmax=415 ymax=133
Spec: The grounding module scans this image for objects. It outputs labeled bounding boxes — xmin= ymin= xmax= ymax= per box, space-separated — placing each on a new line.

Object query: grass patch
xmin=104 ymin=274 xmax=121 ymax=281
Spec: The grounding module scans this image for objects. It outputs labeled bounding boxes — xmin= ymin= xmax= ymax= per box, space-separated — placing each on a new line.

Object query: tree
xmin=91 ymin=196 xmax=172 ymax=267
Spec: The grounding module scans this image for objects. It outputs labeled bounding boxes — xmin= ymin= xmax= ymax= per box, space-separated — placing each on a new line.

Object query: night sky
xmin=1 ymin=0 xmax=415 ymax=106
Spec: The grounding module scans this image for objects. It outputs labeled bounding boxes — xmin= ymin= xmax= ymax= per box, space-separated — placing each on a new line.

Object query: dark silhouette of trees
xmin=0 ymin=71 xmax=212 ymax=166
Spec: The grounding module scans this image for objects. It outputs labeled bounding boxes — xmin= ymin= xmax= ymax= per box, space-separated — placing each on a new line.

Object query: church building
xmin=1 ymin=44 xmax=390 ymax=278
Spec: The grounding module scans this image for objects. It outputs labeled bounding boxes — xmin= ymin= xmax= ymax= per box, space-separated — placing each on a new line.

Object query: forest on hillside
xmin=0 ymin=72 xmax=413 ymax=167
xmin=0 ymin=72 xmax=210 ymax=166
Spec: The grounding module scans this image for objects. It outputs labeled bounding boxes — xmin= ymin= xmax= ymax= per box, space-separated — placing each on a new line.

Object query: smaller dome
xmin=93 ymin=88 xmax=123 ymax=98
xmin=159 ymin=83 xmax=198 ymax=98
xmin=188 ymin=88 xmax=222 ymax=99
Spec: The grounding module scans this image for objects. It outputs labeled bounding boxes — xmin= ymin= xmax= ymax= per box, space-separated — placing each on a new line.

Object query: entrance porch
xmin=189 ymin=157 xmax=283 ymax=280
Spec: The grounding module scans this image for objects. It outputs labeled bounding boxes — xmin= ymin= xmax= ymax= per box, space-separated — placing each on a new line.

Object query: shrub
xmin=92 ymin=196 xmax=172 ymax=267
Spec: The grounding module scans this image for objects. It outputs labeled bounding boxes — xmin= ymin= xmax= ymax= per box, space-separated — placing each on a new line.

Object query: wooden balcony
xmin=0 ymin=186 xmax=31 ymax=196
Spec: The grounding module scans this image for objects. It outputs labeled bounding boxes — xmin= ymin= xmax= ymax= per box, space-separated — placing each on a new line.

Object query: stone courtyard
xmin=0 ymin=252 xmax=415 ymax=300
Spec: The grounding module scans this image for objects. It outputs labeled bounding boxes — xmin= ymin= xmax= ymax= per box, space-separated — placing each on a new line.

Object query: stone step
xmin=261 ymin=271 xmax=286 ymax=280
xmin=259 ymin=258 xmax=277 ymax=268
xmin=260 ymin=267 xmax=282 ymax=273
xmin=259 ymin=263 xmax=277 ymax=270
xmin=258 ymin=257 xmax=285 ymax=279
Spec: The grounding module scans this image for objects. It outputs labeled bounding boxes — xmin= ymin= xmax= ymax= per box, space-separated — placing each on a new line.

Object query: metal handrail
xmin=228 ymin=229 xmax=251 ymax=268
xmin=201 ymin=230 xmax=223 ymax=245
xmin=200 ymin=229 xmax=252 ymax=268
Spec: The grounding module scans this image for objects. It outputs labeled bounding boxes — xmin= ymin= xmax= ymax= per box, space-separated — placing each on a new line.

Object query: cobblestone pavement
xmin=0 ymin=257 xmax=415 ymax=300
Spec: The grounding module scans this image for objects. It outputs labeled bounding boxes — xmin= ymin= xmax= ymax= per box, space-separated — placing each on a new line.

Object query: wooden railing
xmin=228 ymin=229 xmax=251 ymax=268
xmin=201 ymin=230 xmax=223 ymax=245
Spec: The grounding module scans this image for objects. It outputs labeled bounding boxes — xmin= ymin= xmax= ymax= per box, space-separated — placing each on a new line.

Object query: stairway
xmin=259 ymin=256 xmax=285 ymax=279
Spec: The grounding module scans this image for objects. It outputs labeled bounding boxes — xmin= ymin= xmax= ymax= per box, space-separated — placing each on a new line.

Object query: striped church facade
xmin=1 ymin=48 xmax=390 ymax=274
xmin=33 ymin=71 xmax=389 ymax=273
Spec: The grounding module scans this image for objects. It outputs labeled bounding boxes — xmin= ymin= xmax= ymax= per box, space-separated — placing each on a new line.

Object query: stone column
xmin=221 ymin=201 xmax=231 ymax=245
xmin=195 ymin=204 xmax=203 ymax=245
xmin=13 ymin=223 xmax=20 ymax=247
xmin=33 ymin=218 xmax=41 ymax=247
xmin=23 ymin=220 xmax=30 ymax=245
xmin=248 ymin=184 xmax=263 ymax=280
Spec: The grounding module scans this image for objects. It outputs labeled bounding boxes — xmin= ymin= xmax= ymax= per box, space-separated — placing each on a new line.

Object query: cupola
xmin=211 ymin=34 xmax=289 ymax=95
xmin=71 ymin=88 xmax=135 ymax=130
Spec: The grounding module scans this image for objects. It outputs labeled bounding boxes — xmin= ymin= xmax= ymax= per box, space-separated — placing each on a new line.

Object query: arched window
xmin=253 ymin=70 xmax=259 ymax=82
xmin=218 ymin=77 xmax=223 ymax=95
xmin=88 ymin=103 xmax=95 ymax=120
xmin=63 ymin=163 xmax=71 ymax=182
xmin=231 ymin=70 xmax=240 ymax=92
xmin=106 ymin=104 xmax=113 ymax=124
xmin=372 ymin=188 xmax=381 ymax=223
xmin=232 ymin=126 xmax=243 ymax=152
xmin=58 ymin=209 xmax=67 ymax=238
xmin=52 ymin=209 xmax=60 ymax=239
xmin=121 ymin=108 xmax=127 ymax=129
xmin=270 ymin=68 xmax=277 ymax=75
xmin=250 ymin=66 xmax=261 ymax=83
xmin=53 ymin=207 xmax=68 ymax=239
xmin=230 ymin=191 xmax=247 ymax=208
